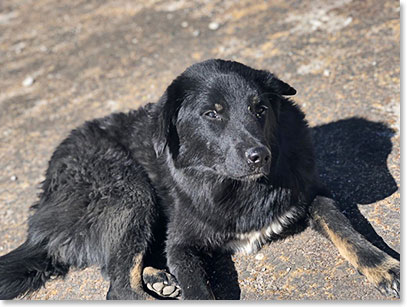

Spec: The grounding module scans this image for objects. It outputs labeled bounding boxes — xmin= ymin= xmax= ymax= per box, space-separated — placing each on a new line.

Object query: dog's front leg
xmin=166 ymin=244 xmax=215 ymax=300
xmin=309 ymin=195 xmax=400 ymax=297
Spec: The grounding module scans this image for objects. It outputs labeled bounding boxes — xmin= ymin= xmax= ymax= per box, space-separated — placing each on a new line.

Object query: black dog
xmin=0 ymin=59 xmax=399 ymax=300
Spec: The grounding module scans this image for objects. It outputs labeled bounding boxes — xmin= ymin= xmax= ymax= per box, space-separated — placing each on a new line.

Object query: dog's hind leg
xmin=106 ymin=250 xmax=149 ymax=300
xmin=103 ymin=195 xmax=158 ymax=300
xmin=106 ymin=244 xmax=181 ymax=300
xmin=309 ymin=196 xmax=400 ymax=297
xmin=106 ymin=234 xmax=181 ymax=300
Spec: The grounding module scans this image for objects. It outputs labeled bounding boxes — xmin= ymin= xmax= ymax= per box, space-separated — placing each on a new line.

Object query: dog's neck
xmin=161 ymin=147 xmax=309 ymax=233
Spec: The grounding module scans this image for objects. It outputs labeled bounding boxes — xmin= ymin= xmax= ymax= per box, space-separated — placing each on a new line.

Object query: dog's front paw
xmin=362 ymin=257 xmax=399 ymax=298
xmin=143 ymin=267 xmax=181 ymax=299
xmin=376 ymin=263 xmax=399 ymax=298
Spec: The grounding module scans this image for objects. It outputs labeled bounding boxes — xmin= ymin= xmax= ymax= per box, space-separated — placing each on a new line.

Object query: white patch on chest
xmin=227 ymin=207 xmax=299 ymax=254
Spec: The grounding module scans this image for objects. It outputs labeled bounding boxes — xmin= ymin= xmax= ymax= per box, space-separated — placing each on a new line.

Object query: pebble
xmin=10 ymin=175 xmax=18 ymax=181
xmin=181 ymin=21 xmax=188 ymax=28
xmin=39 ymin=45 xmax=48 ymax=52
xmin=343 ymin=17 xmax=353 ymax=27
xmin=208 ymin=22 xmax=219 ymax=30
xmin=323 ymin=69 xmax=330 ymax=77
xmin=22 ymin=76 xmax=34 ymax=87
xmin=286 ymin=267 xmax=291 ymax=272
xmin=107 ymin=100 xmax=119 ymax=111
xmin=13 ymin=42 xmax=26 ymax=54
xmin=255 ymin=253 xmax=264 ymax=260
xmin=310 ymin=19 xmax=322 ymax=30
xmin=192 ymin=30 xmax=200 ymax=37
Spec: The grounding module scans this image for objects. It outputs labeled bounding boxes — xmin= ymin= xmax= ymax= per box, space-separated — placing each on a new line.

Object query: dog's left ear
xmin=255 ymin=70 xmax=296 ymax=96
xmin=154 ymin=76 xmax=185 ymax=157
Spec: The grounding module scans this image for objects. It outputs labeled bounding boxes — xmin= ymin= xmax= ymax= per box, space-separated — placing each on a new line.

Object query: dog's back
xmin=0 ymin=109 xmax=159 ymax=299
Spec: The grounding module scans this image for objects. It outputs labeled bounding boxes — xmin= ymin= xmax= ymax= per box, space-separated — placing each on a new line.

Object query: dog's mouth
xmin=233 ymin=172 xmax=267 ymax=181
xmin=212 ymin=165 xmax=269 ymax=182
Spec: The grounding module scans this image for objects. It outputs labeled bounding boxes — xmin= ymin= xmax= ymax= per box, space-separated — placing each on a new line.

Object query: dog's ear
xmin=154 ymin=76 xmax=185 ymax=157
xmin=255 ymin=70 xmax=296 ymax=96
xmin=251 ymin=69 xmax=296 ymax=121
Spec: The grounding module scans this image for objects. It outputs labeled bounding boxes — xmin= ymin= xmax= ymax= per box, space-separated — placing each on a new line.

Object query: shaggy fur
xmin=0 ymin=59 xmax=399 ymax=300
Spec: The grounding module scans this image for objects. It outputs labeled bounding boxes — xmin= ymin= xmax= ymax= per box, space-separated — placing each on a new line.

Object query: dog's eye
xmin=256 ymin=105 xmax=268 ymax=116
xmin=204 ymin=110 xmax=219 ymax=119
xmin=248 ymin=105 xmax=268 ymax=118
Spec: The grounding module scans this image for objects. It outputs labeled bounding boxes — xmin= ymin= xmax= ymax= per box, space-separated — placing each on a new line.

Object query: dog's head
xmin=154 ymin=59 xmax=296 ymax=181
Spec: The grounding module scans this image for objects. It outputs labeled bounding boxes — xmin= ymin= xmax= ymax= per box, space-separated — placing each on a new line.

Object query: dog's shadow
xmin=312 ymin=117 xmax=399 ymax=260
xmin=203 ymin=117 xmax=399 ymax=299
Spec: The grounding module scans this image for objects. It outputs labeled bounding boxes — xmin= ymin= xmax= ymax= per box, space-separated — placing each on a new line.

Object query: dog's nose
xmin=245 ymin=147 xmax=271 ymax=168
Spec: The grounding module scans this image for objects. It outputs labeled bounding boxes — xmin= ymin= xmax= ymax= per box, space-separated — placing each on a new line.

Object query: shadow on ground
xmin=313 ymin=117 xmax=399 ymax=261
xmin=200 ymin=117 xmax=399 ymax=299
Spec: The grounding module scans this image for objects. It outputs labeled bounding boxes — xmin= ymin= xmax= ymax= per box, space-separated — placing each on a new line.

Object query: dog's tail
xmin=0 ymin=240 xmax=69 ymax=300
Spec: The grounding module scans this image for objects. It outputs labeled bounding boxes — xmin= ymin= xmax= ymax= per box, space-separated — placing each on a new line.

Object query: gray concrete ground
xmin=0 ymin=0 xmax=400 ymax=300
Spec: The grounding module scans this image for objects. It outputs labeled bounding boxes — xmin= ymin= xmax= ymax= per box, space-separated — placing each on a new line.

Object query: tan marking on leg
xmin=320 ymin=219 xmax=399 ymax=287
xmin=129 ymin=253 xmax=144 ymax=290
xmin=143 ymin=266 xmax=161 ymax=277
xmin=360 ymin=257 xmax=399 ymax=286
xmin=319 ymin=219 xmax=360 ymax=268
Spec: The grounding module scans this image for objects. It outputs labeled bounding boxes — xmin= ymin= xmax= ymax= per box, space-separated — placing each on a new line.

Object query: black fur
xmin=0 ymin=59 xmax=399 ymax=300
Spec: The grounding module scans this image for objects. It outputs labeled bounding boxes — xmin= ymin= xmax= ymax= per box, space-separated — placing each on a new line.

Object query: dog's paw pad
xmin=169 ymin=288 xmax=180 ymax=298
xmin=152 ymin=282 xmax=165 ymax=292
xmin=143 ymin=267 xmax=181 ymax=299
xmin=146 ymin=281 xmax=181 ymax=298
xmin=162 ymin=285 xmax=175 ymax=295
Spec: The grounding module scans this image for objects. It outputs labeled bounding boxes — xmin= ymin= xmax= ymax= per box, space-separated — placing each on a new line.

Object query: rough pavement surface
xmin=0 ymin=0 xmax=400 ymax=301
